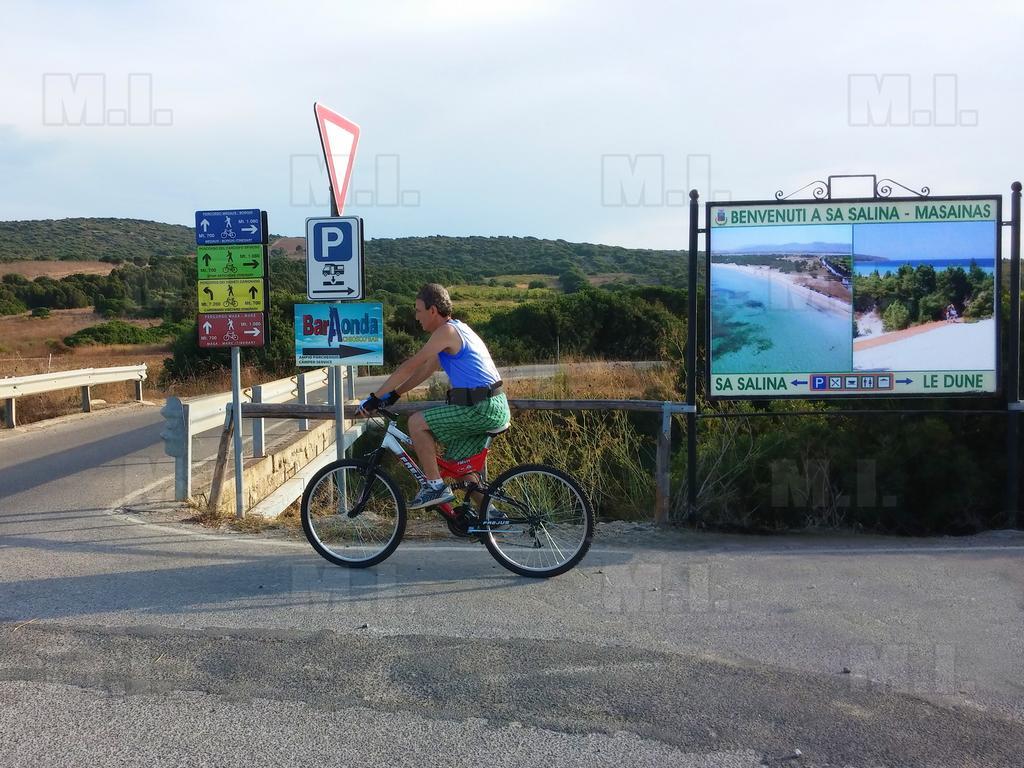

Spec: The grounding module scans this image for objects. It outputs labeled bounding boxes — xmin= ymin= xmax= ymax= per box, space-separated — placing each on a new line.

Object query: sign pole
xmin=1007 ymin=181 xmax=1021 ymax=527
xmin=231 ymin=345 xmax=245 ymax=518
xmin=686 ymin=190 xmax=700 ymax=520
xmin=348 ymin=217 xmax=364 ymax=453
xmin=326 ymin=185 xmax=345 ymax=461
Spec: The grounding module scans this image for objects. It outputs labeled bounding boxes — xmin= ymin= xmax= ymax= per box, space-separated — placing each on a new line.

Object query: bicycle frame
xmin=363 ymin=413 xmax=498 ymax=522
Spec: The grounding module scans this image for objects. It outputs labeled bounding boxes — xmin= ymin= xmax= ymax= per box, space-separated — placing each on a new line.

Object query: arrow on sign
xmin=242 ymin=225 xmax=258 ymax=235
xmin=791 ymin=379 xmax=808 ymax=386
xmin=203 ymin=287 xmax=214 ymax=299
xmin=248 ymin=286 xmax=259 ymax=300
xmin=202 ymin=321 xmax=213 ymax=334
xmin=243 ymin=260 xmax=259 ymax=268
xmin=244 ymin=327 xmax=261 ymax=337
xmin=302 ymin=345 xmax=374 ymax=359
xmin=202 ymin=253 xmax=211 ymax=266
xmin=200 ymin=219 xmax=210 ymax=232
xmin=896 ymin=378 xmax=913 ymax=384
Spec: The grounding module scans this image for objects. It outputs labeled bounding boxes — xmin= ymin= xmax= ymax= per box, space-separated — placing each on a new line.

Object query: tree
xmin=882 ymin=300 xmax=910 ymax=331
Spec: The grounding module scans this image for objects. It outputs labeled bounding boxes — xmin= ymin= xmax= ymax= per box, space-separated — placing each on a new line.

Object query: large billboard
xmin=707 ymin=196 xmax=1000 ymax=398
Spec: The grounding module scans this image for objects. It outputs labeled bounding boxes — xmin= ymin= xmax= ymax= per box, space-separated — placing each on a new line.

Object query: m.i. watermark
xmin=848 ymin=74 xmax=978 ymax=127
xmin=42 ymin=73 xmax=173 ymax=127
xmin=601 ymin=153 xmax=731 ymax=207
xmin=290 ymin=153 xmax=421 ymax=209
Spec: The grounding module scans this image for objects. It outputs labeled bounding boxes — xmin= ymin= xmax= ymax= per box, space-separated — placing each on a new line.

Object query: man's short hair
xmin=417 ymin=283 xmax=453 ymax=317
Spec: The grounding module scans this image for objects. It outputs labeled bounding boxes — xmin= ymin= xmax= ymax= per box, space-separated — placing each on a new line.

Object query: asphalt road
xmin=1 ymin=403 xmax=1023 ymax=766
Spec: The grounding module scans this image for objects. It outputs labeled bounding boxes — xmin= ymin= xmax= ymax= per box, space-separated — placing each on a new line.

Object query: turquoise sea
xmin=853 ymin=258 xmax=996 ymax=276
xmin=711 ymin=267 xmax=853 ymax=374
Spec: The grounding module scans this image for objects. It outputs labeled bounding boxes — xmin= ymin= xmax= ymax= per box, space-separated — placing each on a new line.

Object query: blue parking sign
xmin=306 ymin=217 xmax=364 ymax=300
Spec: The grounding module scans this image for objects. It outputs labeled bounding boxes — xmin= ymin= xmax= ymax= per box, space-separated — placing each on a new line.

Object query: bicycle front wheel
xmin=300 ymin=459 xmax=406 ymax=568
xmin=480 ymin=464 xmax=594 ymax=578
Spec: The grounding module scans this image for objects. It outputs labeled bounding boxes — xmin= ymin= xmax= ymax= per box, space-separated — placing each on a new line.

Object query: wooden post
xmin=207 ymin=408 xmax=235 ymax=515
xmin=3 ymin=398 xmax=15 ymax=429
xmin=655 ymin=401 xmax=671 ymax=525
xmin=81 ymin=385 xmax=92 ymax=413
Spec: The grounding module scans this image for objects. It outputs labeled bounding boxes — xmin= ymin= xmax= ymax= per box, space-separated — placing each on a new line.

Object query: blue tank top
xmin=438 ymin=319 xmax=500 ymax=388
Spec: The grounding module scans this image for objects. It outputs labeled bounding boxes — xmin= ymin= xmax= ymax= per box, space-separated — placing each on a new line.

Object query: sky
xmin=854 ymin=221 xmax=996 ymax=261
xmin=711 ymin=224 xmax=851 ymax=251
xmin=1 ymin=0 xmax=1022 ymax=250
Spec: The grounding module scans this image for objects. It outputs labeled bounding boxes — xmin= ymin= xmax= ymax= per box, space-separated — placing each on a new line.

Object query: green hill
xmin=0 ymin=218 xmax=195 ymax=263
xmin=0 ymin=218 xmax=691 ymax=286
xmin=363 ymin=235 xmax=688 ymax=285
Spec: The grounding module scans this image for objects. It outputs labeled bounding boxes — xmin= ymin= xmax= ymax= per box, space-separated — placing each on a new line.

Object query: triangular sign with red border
xmin=313 ymin=103 xmax=360 ymax=215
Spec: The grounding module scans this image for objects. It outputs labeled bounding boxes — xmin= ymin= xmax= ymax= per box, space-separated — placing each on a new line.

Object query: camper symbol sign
xmin=306 ymin=216 xmax=364 ymax=301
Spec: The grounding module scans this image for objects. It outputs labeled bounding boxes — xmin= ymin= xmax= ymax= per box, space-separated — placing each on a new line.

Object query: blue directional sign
xmin=195 ymin=209 xmax=263 ymax=245
xmin=306 ymin=216 xmax=364 ymax=300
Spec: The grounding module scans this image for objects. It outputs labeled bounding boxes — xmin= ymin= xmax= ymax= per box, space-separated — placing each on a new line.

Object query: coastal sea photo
xmin=852 ymin=220 xmax=998 ymax=371
xmin=710 ymin=223 xmax=854 ymax=375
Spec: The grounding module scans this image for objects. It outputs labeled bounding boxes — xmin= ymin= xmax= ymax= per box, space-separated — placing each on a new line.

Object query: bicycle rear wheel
xmin=480 ymin=464 xmax=594 ymax=578
xmin=300 ymin=459 xmax=406 ymax=568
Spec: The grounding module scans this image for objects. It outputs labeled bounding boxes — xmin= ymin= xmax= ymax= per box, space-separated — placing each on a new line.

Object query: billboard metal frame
xmin=682 ymin=176 xmax=1021 ymax=525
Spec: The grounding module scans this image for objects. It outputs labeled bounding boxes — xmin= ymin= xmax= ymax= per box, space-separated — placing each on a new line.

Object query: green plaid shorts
xmin=423 ymin=393 xmax=511 ymax=460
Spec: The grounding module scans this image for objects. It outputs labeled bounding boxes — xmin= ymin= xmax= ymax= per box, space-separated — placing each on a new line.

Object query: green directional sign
xmin=196 ymin=244 xmax=265 ymax=280
xmin=198 ymin=279 xmax=265 ymax=313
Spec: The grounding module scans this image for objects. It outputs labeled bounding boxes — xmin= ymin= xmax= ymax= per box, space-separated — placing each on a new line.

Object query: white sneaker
xmin=408 ymin=485 xmax=455 ymax=509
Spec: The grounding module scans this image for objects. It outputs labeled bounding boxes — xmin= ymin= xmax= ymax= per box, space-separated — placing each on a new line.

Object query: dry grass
xmin=0 ymin=308 xmax=162 ymax=359
xmin=270 ymin=237 xmax=305 ymax=258
xmin=504 ymin=359 xmax=678 ymax=402
xmin=0 ymin=260 xmax=116 ymax=280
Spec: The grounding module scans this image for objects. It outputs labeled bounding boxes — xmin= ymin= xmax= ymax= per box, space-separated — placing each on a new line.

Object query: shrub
xmin=63 ymin=320 xmax=183 ymax=346
xmin=882 ymin=300 xmax=910 ymax=331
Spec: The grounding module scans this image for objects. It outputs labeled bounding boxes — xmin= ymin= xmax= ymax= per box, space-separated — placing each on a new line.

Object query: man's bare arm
xmin=369 ymin=324 xmax=456 ymax=397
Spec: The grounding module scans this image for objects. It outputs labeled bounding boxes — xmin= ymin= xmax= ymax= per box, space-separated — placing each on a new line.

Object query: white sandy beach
xmin=854 ymin=318 xmax=996 ymax=370
xmin=855 ymin=310 xmax=884 ymax=337
xmin=715 ymin=263 xmax=851 ymax=318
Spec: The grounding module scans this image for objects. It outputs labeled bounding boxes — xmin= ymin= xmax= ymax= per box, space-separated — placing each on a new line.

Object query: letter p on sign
xmin=312 ymin=221 xmax=353 ymax=262
xmin=321 ymin=225 xmax=345 ymax=260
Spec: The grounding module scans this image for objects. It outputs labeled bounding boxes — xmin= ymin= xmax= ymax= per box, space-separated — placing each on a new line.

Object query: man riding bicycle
xmin=357 ymin=283 xmax=510 ymax=509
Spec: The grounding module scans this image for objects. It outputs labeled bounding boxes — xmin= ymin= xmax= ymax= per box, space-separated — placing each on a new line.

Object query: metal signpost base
xmin=1007 ymin=182 xmax=1021 ymax=526
xmin=334 ymin=366 xmax=345 ymax=461
xmin=231 ymin=346 xmax=245 ymax=519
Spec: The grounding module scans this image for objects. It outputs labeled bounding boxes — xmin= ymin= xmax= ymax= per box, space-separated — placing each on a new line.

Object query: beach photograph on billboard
xmin=710 ymin=223 xmax=854 ymax=376
xmin=708 ymin=197 xmax=1000 ymax=398
xmin=851 ymin=220 xmax=997 ymax=372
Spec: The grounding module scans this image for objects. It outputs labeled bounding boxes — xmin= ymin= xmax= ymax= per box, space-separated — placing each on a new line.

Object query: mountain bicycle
xmin=300 ymin=407 xmax=594 ymax=578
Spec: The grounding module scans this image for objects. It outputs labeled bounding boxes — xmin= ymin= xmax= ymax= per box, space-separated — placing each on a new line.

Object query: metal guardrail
xmin=159 ymin=368 xmax=332 ymax=501
xmin=1 ymin=364 xmax=148 ymax=428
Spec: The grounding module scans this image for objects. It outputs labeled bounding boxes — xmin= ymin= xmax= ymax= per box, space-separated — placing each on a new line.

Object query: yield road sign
xmin=306 ymin=216 xmax=364 ymax=300
xmin=313 ymin=103 xmax=359 ymax=215
xmin=195 ymin=209 xmax=263 ymax=245
xmin=197 ymin=244 xmax=265 ymax=280
xmin=198 ymin=279 xmax=264 ymax=312
xmin=197 ymin=312 xmax=266 ymax=348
